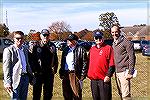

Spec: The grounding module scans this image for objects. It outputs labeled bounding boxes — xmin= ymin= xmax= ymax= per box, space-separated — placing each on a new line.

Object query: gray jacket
xmin=112 ymin=35 xmax=136 ymax=74
xmin=3 ymin=45 xmax=33 ymax=89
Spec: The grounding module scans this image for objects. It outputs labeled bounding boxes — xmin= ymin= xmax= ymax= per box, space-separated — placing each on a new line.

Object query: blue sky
xmin=1 ymin=1 xmax=149 ymax=34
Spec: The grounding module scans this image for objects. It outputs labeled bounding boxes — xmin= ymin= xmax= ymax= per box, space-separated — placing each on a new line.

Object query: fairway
xmin=0 ymin=52 xmax=150 ymax=100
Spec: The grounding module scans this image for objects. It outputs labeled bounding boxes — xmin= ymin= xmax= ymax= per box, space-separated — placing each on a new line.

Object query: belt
xmin=34 ymin=72 xmax=43 ymax=75
xmin=63 ymin=70 xmax=75 ymax=74
xmin=21 ymin=73 xmax=28 ymax=76
xmin=68 ymin=70 xmax=75 ymax=73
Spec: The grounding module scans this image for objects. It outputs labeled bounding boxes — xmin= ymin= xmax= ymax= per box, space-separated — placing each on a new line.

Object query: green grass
xmin=0 ymin=52 xmax=150 ymax=100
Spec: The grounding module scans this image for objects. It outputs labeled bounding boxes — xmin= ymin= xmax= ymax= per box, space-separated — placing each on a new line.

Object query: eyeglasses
xmin=42 ymin=34 xmax=49 ymax=37
xmin=94 ymin=36 xmax=102 ymax=40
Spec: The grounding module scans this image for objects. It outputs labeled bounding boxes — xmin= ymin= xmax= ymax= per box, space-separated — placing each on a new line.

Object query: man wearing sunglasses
xmin=29 ymin=29 xmax=58 ymax=100
xmin=87 ymin=31 xmax=115 ymax=100
xmin=3 ymin=31 xmax=35 ymax=100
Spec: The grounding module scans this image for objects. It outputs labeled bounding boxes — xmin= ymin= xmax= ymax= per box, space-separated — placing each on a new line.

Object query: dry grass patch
xmin=0 ymin=52 xmax=150 ymax=100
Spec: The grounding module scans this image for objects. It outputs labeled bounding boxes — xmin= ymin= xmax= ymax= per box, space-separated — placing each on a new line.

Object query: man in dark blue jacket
xmin=29 ymin=29 xmax=58 ymax=100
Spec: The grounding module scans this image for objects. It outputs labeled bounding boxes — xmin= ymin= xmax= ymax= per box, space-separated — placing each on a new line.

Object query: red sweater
xmin=87 ymin=44 xmax=115 ymax=80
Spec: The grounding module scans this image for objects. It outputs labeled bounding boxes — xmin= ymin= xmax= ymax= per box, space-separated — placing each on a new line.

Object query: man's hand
xmin=104 ymin=76 xmax=110 ymax=82
xmin=125 ymin=74 xmax=133 ymax=80
xmin=5 ymin=86 xmax=13 ymax=96
xmin=29 ymin=75 xmax=36 ymax=85
xmin=80 ymin=76 xmax=85 ymax=81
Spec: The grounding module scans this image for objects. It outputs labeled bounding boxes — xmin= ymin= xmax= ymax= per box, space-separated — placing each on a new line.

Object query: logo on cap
xmin=93 ymin=31 xmax=103 ymax=37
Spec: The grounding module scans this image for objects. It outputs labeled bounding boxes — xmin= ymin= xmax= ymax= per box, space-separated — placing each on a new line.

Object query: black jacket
xmin=29 ymin=41 xmax=58 ymax=75
xmin=59 ymin=44 xmax=88 ymax=80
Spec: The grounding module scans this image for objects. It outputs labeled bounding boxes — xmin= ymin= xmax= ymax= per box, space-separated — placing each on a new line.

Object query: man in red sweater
xmin=87 ymin=31 xmax=115 ymax=100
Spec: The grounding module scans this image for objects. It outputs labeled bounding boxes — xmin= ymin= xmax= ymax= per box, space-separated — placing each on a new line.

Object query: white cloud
xmin=2 ymin=3 xmax=148 ymax=34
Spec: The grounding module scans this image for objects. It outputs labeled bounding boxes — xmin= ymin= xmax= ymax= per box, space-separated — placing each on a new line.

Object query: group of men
xmin=3 ymin=25 xmax=135 ymax=100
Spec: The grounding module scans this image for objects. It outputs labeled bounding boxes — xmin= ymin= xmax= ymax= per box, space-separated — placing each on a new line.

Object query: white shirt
xmin=114 ymin=39 xmax=118 ymax=45
xmin=17 ymin=47 xmax=27 ymax=73
xmin=65 ymin=47 xmax=75 ymax=71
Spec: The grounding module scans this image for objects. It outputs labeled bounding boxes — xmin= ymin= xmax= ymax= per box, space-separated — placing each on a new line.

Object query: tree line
xmin=0 ymin=12 xmax=146 ymax=41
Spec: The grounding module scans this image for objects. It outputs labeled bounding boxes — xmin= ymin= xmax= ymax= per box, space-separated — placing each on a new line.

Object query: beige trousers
xmin=116 ymin=71 xmax=132 ymax=100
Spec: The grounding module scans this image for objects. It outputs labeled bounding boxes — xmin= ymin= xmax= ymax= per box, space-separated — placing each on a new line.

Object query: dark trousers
xmin=62 ymin=72 xmax=82 ymax=100
xmin=12 ymin=75 xmax=29 ymax=100
xmin=33 ymin=73 xmax=54 ymax=100
xmin=91 ymin=79 xmax=112 ymax=100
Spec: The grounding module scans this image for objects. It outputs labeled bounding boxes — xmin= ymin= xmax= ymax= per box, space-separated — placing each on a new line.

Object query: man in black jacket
xmin=29 ymin=29 xmax=58 ymax=100
xmin=59 ymin=34 xmax=88 ymax=100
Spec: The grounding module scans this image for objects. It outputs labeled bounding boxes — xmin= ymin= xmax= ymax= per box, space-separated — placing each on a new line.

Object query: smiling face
xmin=111 ymin=26 xmax=121 ymax=40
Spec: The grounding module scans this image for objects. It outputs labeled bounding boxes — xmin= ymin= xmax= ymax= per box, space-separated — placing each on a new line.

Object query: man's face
xmin=111 ymin=26 xmax=121 ymax=40
xmin=67 ymin=40 xmax=76 ymax=47
xmin=94 ymin=36 xmax=104 ymax=46
xmin=40 ymin=33 xmax=50 ymax=44
xmin=14 ymin=34 xmax=24 ymax=47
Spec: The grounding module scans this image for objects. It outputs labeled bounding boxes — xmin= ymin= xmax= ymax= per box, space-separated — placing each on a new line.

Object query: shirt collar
xmin=69 ymin=46 xmax=75 ymax=51
xmin=14 ymin=44 xmax=23 ymax=50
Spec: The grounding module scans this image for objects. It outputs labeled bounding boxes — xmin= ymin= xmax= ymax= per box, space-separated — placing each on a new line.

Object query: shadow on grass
xmin=147 ymin=57 xmax=150 ymax=60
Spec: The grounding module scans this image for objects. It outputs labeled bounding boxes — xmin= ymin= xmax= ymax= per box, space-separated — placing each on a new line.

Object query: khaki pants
xmin=115 ymin=72 xmax=132 ymax=100
xmin=62 ymin=72 xmax=82 ymax=100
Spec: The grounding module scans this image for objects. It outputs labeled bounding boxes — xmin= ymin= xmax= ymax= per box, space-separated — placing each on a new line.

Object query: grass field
xmin=0 ymin=51 xmax=150 ymax=100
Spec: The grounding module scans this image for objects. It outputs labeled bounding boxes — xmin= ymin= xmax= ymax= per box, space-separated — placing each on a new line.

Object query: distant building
xmin=121 ymin=25 xmax=150 ymax=40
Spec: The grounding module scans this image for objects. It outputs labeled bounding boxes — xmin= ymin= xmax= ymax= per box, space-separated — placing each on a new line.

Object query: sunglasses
xmin=94 ymin=36 xmax=102 ymax=40
xmin=42 ymin=34 xmax=49 ymax=37
xmin=15 ymin=37 xmax=23 ymax=40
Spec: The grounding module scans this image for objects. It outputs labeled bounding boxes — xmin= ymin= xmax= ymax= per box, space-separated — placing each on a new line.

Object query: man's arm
xmin=51 ymin=43 xmax=58 ymax=74
xmin=81 ymin=47 xmax=88 ymax=81
xmin=105 ymin=46 xmax=115 ymax=82
xmin=125 ymin=41 xmax=136 ymax=75
xmin=3 ymin=47 xmax=13 ymax=91
xmin=53 ymin=51 xmax=58 ymax=74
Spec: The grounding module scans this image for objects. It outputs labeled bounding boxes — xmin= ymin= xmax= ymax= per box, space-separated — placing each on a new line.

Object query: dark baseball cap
xmin=93 ymin=31 xmax=103 ymax=38
xmin=67 ymin=34 xmax=78 ymax=41
xmin=41 ymin=29 xmax=50 ymax=35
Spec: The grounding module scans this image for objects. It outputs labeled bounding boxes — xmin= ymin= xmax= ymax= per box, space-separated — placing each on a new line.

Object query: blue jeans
xmin=12 ymin=75 xmax=29 ymax=100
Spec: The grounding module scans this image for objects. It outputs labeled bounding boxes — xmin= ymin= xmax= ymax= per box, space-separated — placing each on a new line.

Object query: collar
xmin=114 ymin=35 xmax=124 ymax=45
xmin=69 ymin=45 xmax=76 ymax=51
xmin=14 ymin=44 xmax=23 ymax=50
xmin=95 ymin=43 xmax=105 ymax=49
xmin=40 ymin=40 xmax=50 ymax=47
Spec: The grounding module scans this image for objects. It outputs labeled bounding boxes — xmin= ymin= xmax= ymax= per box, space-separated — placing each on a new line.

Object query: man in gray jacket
xmin=3 ymin=31 xmax=34 ymax=100
xmin=111 ymin=25 xmax=136 ymax=100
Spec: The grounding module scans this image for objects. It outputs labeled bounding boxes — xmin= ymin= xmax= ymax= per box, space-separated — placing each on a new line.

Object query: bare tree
xmin=48 ymin=21 xmax=71 ymax=40
xmin=99 ymin=12 xmax=120 ymax=31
